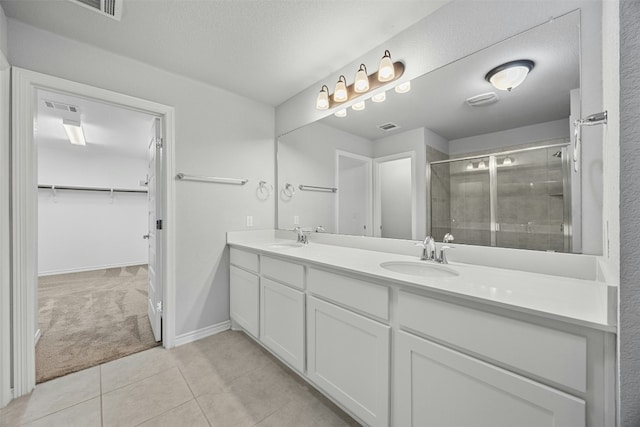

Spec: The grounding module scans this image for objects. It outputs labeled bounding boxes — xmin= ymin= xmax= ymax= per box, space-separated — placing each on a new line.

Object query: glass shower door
xmin=430 ymin=157 xmax=492 ymax=247
xmin=495 ymin=147 xmax=567 ymax=252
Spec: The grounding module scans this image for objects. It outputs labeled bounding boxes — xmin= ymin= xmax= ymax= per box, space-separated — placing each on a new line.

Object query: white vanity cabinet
xmin=307 ymin=296 xmax=390 ymax=427
xmin=229 ymin=249 xmax=260 ymax=338
xmin=394 ymin=330 xmax=585 ymax=427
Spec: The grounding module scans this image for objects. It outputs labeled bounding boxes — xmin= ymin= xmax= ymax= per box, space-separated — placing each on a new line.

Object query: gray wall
xmin=619 ymin=0 xmax=640 ymax=425
xmin=7 ymin=19 xmax=275 ymax=338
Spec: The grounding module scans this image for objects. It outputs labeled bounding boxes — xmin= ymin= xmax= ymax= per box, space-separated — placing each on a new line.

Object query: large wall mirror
xmin=277 ymin=11 xmax=585 ymax=253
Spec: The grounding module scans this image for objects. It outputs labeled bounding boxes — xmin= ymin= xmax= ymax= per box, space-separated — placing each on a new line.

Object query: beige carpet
xmin=36 ymin=265 xmax=159 ymax=384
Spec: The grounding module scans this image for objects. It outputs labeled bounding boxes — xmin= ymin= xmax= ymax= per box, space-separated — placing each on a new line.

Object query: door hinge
xmin=156 ymin=219 xmax=163 ymax=230
xmin=156 ymin=137 xmax=163 ymax=149
xmin=156 ymin=301 xmax=163 ymax=314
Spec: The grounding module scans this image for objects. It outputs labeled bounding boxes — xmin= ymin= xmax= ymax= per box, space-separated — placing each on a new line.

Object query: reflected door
xmin=337 ymin=152 xmax=372 ymax=236
xmin=377 ymin=156 xmax=413 ymax=239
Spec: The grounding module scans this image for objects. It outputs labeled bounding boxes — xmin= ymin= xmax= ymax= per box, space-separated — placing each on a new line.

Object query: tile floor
xmin=0 ymin=330 xmax=360 ymax=427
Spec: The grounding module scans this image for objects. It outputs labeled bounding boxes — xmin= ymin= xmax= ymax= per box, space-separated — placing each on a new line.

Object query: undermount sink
xmin=267 ymin=242 xmax=305 ymax=249
xmin=380 ymin=261 xmax=459 ymax=278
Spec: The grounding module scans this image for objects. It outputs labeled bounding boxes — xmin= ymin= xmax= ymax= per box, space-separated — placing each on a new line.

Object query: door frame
xmin=373 ymin=151 xmax=417 ymax=239
xmin=334 ymin=150 xmax=373 ymax=236
xmin=8 ymin=67 xmax=176 ymax=399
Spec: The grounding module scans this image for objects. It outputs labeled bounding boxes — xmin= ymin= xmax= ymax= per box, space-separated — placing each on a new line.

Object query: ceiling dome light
xmin=354 ymin=64 xmax=369 ymax=93
xmin=334 ymin=75 xmax=348 ymax=102
xmin=334 ymin=109 xmax=347 ymax=118
xmin=371 ymin=92 xmax=386 ymax=103
xmin=485 ymin=59 xmax=534 ymax=92
xmin=378 ymin=50 xmax=395 ymax=82
xmin=352 ymin=101 xmax=365 ymax=111
xmin=316 ymin=85 xmax=329 ymax=110
xmin=62 ymin=119 xmax=86 ymax=146
xmin=395 ymin=81 xmax=411 ymax=94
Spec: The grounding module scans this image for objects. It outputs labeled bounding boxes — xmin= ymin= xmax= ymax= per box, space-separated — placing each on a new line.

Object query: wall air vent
xmin=378 ymin=122 xmax=400 ymax=131
xmin=70 ymin=0 xmax=123 ymax=21
xmin=44 ymin=100 xmax=79 ymax=113
xmin=466 ymin=92 xmax=499 ymax=107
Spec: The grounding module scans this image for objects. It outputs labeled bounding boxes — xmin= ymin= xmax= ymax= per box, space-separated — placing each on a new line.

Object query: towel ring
xmin=282 ymin=183 xmax=296 ymax=198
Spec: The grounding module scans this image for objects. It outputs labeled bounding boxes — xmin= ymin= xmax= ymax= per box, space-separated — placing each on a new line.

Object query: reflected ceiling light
xmin=352 ymin=101 xmax=366 ymax=111
xmin=502 ymin=156 xmax=513 ymax=166
xmin=371 ymin=92 xmax=386 ymax=103
xmin=485 ymin=59 xmax=534 ymax=92
xmin=316 ymin=85 xmax=329 ymax=110
xmin=354 ymin=64 xmax=369 ymax=93
xmin=466 ymin=162 xmax=474 ymax=171
xmin=395 ymin=81 xmax=411 ymax=94
xmin=334 ymin=75 xmax=348 ymax=102
xmin=334 ymin=109 xmax=347 ymax=118
xmin=315 ymin=50 xmax=404 ymax=110
xmin=378 ymin=50 xmax=395 ymax=82
xmin=478 ymin=160 xmax=487 ymax=169
xmin=62 ymin=119 xmax=86 ymax=146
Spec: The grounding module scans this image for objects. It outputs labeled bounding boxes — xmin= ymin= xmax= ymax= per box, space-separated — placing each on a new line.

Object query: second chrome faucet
xmin=418 ymin=234 xmax=454 ymax=264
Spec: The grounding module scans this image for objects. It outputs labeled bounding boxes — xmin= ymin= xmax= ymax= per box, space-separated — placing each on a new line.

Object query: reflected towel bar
xmin=299 ymin=184 xmax=337 ymax=193
xmin=176 ymin=173 xmax=248 ymax=185
xmin=37 ymin=184 xmax=147 ymax=193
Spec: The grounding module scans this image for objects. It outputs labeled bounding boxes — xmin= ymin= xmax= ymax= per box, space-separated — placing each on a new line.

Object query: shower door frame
xmin=427 ymin=142 xmax=574 ymax=253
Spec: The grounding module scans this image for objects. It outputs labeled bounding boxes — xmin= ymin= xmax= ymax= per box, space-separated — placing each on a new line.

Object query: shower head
xmin=552 ymin=151 xmax=562 ymax=158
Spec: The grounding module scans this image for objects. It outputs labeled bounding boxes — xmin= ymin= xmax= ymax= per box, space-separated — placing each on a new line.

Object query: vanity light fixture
xmin=502 ymin=156 xmax=513 ymax=166
xmin=62 ymin=119 xmax=86 ymax=146
xmin=315 ymin=50 xmax=404 ymax=110
xmin=395 ymin=81 xmax=411 ymax=94
xmin=354 ymin=64 xmax=369 ymax=93
xmin=378 ymin=50 xmax=395 ymax=82
xmin=478 ymin=160 xmax=487 ymax=169
xmin=352 ymin=101 xmax=366 ymax=111
xmin=466 ymin=162 xmax=474 ymax=171
xmin=316 ymin=85 xmax=330 ymax=110
xmin=334 ymin=109 xmax=347 ymax=118
xmin=371 ymin=92 xmax=386 ymax=103
xmin=485 ymin=59 xmax=534 ymax=92
xmin=334 ymin=75 xmax=348 ymax=102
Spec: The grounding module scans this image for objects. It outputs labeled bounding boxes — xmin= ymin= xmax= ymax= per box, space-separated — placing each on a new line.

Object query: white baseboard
xmin=38 ymin=262 xmax=148 ymax=277
xmin=174 ymin=320 xmax=231 ymax=347
xmin=34 ymin=329 xmax=41 ymax=345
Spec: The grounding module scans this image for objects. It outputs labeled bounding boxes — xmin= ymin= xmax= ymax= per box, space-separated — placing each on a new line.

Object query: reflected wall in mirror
xmin=277 ymin=11 xmax=583 ymax=252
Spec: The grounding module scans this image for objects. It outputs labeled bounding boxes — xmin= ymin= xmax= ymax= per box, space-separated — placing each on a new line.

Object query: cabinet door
xmin=394 ymin=330 xmax=585 ymax=427
xmin=260 ymin=278 xmax=305 ymax=372
xmin=307 ymin=296 xmax=390 ymax=427
xmin=230 ymin=265 xmax=259 ymax=338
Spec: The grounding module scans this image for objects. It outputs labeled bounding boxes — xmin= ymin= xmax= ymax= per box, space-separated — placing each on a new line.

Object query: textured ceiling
xmin=1 ymin=0 xmax=449 ymax=106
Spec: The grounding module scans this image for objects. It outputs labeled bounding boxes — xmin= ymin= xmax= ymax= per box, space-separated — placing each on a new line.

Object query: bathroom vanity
xmin=227 ymin=231 xmax=616 ymax=427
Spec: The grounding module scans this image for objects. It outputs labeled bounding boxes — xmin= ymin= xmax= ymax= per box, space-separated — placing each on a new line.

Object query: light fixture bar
xmin=62 ymin=119 xmax=86 ymax=146
xmin=320 ymin=61 xmax=405 ymax=110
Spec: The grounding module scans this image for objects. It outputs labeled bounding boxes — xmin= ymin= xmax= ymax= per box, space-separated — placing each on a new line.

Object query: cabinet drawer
xmin=398 ymin=291 xmax=587 ymax=392
xmin=308 ymin=268 xmax=389 ymax=321
xmin=230 ymin=248 xmax=258 ymax=273
xmin=261 ymin=256 xmax=304 ymax=290
xmin=394 ymin=331 xmax=585 ymax=427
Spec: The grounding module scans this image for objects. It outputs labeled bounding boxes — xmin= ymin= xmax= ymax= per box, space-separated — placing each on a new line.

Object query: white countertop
xmin=227 ymin=233 xmax=616 ymax=332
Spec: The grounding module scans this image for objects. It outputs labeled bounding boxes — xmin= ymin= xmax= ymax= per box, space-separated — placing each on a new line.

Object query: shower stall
xmin=429 ymin=142 xmax=573 ymax=252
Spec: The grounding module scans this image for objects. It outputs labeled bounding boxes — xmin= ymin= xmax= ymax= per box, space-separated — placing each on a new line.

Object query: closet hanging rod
xmin=37 ymin=184 xmax=147 ymax=193
xmin=176 ymin=173 xmax=248 ymax=185
xmin=298 ymin=184 xmax=338 ymax=193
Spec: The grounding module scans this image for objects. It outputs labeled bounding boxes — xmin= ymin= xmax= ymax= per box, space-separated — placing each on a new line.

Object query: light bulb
xmin=466 ymin=162 xmax=474 ymax=171
xmin=334 ymin=109 xmax=347 ymax=118
xmin=316 ymin=85 xmax=329 ymax=110
xmin=395 ymin=81 xmax=411 ymax=93
xmin=378 ymin=50 xmax=395 ymax=82
xmin=478 ymin=160 xmax=487 ymax=169
xmin=352 ymin=101 xmax=365 ymax=111
xmin=371 ymin=92 xmax=386 ymax=103
xmin=334 ymin=75 xmax=348 ymax=102
xmin=503 ymin=157 xmax=512 ymax=166
xmin=354 ymin=64 xmax=369 ymax=93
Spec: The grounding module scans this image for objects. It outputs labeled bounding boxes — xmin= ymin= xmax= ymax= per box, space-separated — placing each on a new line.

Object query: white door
xmin=147 ymin=117 xmax=163 ymax=342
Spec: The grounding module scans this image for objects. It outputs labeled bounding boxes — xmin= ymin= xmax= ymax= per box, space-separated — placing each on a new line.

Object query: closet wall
xmin=37 ymin=138 xmax=148 ymax=275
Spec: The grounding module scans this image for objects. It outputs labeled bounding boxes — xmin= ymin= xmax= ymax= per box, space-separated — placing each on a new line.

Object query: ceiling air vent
xmin=44 ymin=100 xmax=79 ymax=113
xmin=466 ymin=92 xmax=499 ymax=107
xmin=378 ymin=122 xmax=400 ymax=131
xmin=70 ymin=0 xmax=123 ymax=21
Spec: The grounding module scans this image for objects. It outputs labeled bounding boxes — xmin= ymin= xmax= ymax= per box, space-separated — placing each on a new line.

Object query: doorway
xmin=9 ymin=68 xmax=176 ymax=398
xmin=374 ymin=152 xmax=417 ymax=239
xmin=335 ymin=150 xmax=372 ymax=236
xmin=34 ymin=89 xmax=161 ymax=383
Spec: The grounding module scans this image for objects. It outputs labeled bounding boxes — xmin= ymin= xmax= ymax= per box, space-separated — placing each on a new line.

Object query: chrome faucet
xmin=419 ymin=236 xmax=436 ymax=261
xmin=292 ymin=227 xmax=308 ymax=245
xmin=443 ymin=233 xmax=454 ymax=243
xmin=438 ymin=246 xmax=453 ymax=264
xmin=315 ymin=225 xmax=325 ymax=233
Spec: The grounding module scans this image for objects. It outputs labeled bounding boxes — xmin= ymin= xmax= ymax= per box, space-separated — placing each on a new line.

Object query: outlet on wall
xmin=246 ymin=216 xmax=253 ymax=227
